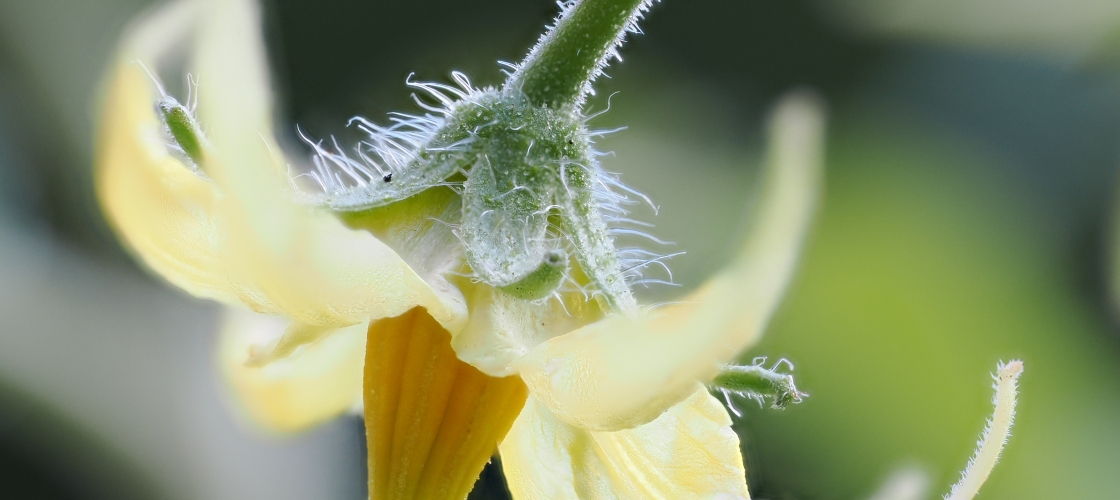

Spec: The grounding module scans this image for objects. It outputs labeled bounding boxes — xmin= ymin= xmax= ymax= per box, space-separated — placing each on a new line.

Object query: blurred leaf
xmin=744 ymin=110 xmax=1120 ymax=499
xmin=822 ymin=0 xmax=1120 ymax=60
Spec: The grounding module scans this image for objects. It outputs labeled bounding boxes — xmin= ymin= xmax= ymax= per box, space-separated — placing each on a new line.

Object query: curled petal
xmin=218 ymin=308 xmax=365 ymax=432
xmin=516 ymin=91 xmax=826 ymax=431
xmin=195 ymin=0 xmax=465 ymax=333
xmin=95 ymin=1 xmax=231 ymax=303
xmin=97 ymin=0 xmax=466 ymax=364
xmin=500 ymin=386 xmax=750 ymax=499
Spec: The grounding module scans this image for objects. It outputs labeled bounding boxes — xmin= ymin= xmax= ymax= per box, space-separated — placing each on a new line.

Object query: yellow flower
xmin=96 ymin=0 xmax=823 ymax=498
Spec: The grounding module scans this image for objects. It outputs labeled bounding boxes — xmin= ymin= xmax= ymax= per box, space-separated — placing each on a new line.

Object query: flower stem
xmin=507 ymin=0 xmax=650 ymax=109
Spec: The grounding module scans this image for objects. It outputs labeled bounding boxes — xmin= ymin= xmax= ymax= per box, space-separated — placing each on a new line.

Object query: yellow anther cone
xmin=365 ymin=307 xmax=528 ymax=499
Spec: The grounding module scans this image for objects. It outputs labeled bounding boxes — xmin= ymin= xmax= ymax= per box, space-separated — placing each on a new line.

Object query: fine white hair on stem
xmin=944 ymin=359 xmax=1024 ymax=500
xmin=505 ymin=0 xmax=658 ymax=107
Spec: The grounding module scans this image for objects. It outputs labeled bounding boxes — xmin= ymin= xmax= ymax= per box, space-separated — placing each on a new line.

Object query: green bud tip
xmin=710 ymin=357 xmax=808 ymax=416
xmin=158 ymin=98 xmax=206 ymax=168
xmin=499 ymin=249 xmax=569 ymax=301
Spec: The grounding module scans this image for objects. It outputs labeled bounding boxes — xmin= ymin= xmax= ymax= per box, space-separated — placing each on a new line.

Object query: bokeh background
xmin=2 ymin=0 xmax=1120 ymax=498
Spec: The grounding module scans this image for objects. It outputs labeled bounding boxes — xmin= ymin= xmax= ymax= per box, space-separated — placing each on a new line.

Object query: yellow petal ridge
xmin=364 ymin=308 xmax=528 ymax=499
xmin=500 ymin=386 xmax=749 ymax=499
xmin=516 ymin=91 xmax=827 ymax=431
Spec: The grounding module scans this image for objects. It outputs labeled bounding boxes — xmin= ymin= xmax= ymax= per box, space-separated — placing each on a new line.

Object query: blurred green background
xmin=2 ymin=0 xmax=1120 ymax=498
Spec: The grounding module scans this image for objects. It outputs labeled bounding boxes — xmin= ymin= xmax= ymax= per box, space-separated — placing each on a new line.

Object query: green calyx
xmin=308 ymin=0 xmax=659 ymax=314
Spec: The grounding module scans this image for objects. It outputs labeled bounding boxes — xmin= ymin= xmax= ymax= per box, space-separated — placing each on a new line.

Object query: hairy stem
xmin=944 ymin=360 xmax=1023 ymax=500
xmin=508 ymin=0 xmax=649 ymax=109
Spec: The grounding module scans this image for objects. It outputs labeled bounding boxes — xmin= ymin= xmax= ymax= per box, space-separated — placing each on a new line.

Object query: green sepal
xmin=711 ymin=360 xmax=807 ymax=410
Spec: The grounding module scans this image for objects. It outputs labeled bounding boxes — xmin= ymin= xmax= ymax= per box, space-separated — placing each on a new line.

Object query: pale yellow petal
xmin=516 ymin=92 xmax=826 ymax=431
xmin=95 ymin=1 xmax=234 ymax=303
xmin=120 ymin=0 xmax=198 ymax=63
xmin=191 ymin=0 xmax=466 ymax=333
xmin=218 ymin=307 xmax=365 ymax=433
xmin=452 ymin=285 xmax=603 ymax=377
xmin=194 ymin=0 xmax=465 ymax=331
xmin=98 ymin=0 xmax=465 ymax=362
xmin=500 ymin=386 xmax=750 ymax=499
